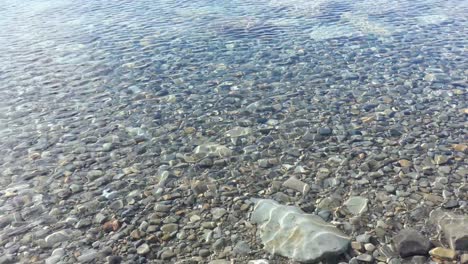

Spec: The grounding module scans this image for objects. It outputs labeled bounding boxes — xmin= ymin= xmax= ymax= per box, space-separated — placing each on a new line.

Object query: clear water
xmin=0 ymin=0 xmax=467 ymax=262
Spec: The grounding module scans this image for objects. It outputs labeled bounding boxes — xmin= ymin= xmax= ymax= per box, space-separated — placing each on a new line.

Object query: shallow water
xmin=0 ymin=0 xmax=467 ymax=262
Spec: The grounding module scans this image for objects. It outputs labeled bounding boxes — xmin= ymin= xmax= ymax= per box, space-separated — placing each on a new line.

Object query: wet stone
xmin=106 ymin=256 xmax=122 ymax=264
xmin=87 ymin=170 xmax=104 ymax=181
xmin=344 ymin=196 xmax=368 ymax=215
xmin=248 ymin=260 xmax=269 ymax=264
xmin=430 ymin=209 xmax=468 ymax=250
xmin=318 ymin=127 xmax=332 ymax=136
xmin=45 ymin=230 xmax=71 ymax=247
xmin=211 ymin=208 xmax=227 ymax=220
xmin=160 ymin=249 xmax=175 ymax=260
xmin=233 ymin=241 xmax=251 ymax=255
xmin=393 ymin=229 xmax=431 ymax=257
xmin=251 ymin=199 xmax=349 ymax=262
xmin=282 ymin=177 xmax=310 ymax=195
xmin=356 ymin=253 xmax=373 ymax=262
xmin=77 ymin=249 xmax=99 ymax=263
xmin=0 ymin=254 xmax=15 ymax=264
xmin=137 ymin=243 xmax=150 ymax=255
xmin=460 ymin=254 xmax=468 ymax=264
xmin=429 ymin=247 xmax=456 ymax=260
xmin=199 ymin=249 xmax=211 ymax=257
xmin=161 ymin=223 xmax=178 ymax=234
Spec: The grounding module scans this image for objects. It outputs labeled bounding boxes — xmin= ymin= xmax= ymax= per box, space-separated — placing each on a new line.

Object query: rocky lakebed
xmin=0 ymin=0 xmax=467 ymax=263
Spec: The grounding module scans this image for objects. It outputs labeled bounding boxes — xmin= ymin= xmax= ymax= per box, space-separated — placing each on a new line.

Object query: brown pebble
xmin=351 ymin=241 xmax=363 ymax=252
xmin=398 ymin=159 xmax=412 ymax=167
xmin=452 ymin=144 xmax=467 ymax=152
xmin=103 ymin=219 xmax=120 ymax=232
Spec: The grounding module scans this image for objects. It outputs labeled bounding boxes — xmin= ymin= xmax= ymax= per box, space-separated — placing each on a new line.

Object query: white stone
xmin=193 ymin=143 xmax=232 ymax=159
xmin=226 ymin=127 xmax=251 ymax=138
xmin=248 ymin=260 xmax=270 ymax=264
xmin=251 ymin=199 xmax=350 ymax=263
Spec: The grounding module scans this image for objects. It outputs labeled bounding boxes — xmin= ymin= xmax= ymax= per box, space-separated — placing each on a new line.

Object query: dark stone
xmin=442 ymin=200 xmax=458 ymax=209
xmin=388 ymin=129 xmax=402 ymax=137
xmin=318 ymin=127 xmax=332 ymax=136
xmin=198 ymin=158 xmax=213 ymax=168
xmin=403 ymin=256 xmax=427 ymax=264
xmin=393 ymin=229 xmax=432 ymax=258
xmin=106 ymin=256 xmax=122 ymax=264
xmin=363 ymin=104 xmax=378 ymax=112
xmin=256 ymin=118 xmax=268 ymax=124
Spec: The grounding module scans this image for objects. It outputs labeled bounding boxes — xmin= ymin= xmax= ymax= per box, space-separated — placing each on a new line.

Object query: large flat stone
xmin=430 ymin=209 xmax=468 ymax=250
xmin=251 ymin=199 xmax=350 ymax=263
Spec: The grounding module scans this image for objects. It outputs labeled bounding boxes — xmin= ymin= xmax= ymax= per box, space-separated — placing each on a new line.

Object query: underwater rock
xmin=193 ymin=143 xmax=233 ymax=159
xmin=430 ymin=209 xmax=468 ymax=250
xmin=251 ymin=199 xmax=350 ymax=263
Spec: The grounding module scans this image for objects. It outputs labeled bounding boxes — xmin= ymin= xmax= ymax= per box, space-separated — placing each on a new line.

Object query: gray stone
xmin=251 ymin=199 xmax=350 ymax=263
xmin=356 ymin=233 xmax=371 ymax=243
xmin=393 ymin=229 xmax=431 ymax=257
xmin=45 ymin=256 xmax=61 ymax=264
xmin=52 ymin=248 xmax=65 ymax=257
xmin=75 ymin=219 xmax=92 ymax=228
xmin=318 ymin=127 xmax=332 ymax=136
xmin=211 ymin=208 xmax=227 ymax=220
xmin=45 ymin=230 xmax=71 ymax=247
xmin=0 ymin=215 xmax=14 ymax=228
xmin=94 ymin=213 xmax=107 ymax=224
xmin=191 ymin=180 xmax=208 ymax=195
xmin=161 ymin=249 xmax=175 ymax=260
xmin=384 ymin=185 xmax=396 ymax=193
xmin=356 ymin=253 xmax=373 ymax=262
xmin=106 ymin=256 xmax=122 ymax=264
xmin=408 ymin=256 xmax=428 ymax=264
xmin=199 ymin=249 xmax=210 ymax=257
xmin=87 ymin=170 xmax=103 ymax=181
xmin=343 ymin=196 xmax=368 ymax=215
xmin=154 ymin=203 xmax=172 ymax=212
xmin=69 ymin=184 xmax=83 ymax=193
xmin=226 ymin=127 xmax=251 ymax=138
xmin=109 ymin=200 xmax=124 ymax=210
xmin=193 ymin=144 xmax=232 ymax=159
xmin=208 ymin=261 xmax=231 ymax=264
xmin=161 ymin=223 xmax=178 ymax=234
xmin=0 ymin=254 xmax=15 ymax=264
xmin=77 ymin=250 xmax=99 ymax=263
xmin=430 ymin=209 xmax=468 ymax=250
xmin=212 ymin=238 xmax=225 ymax=251
xmin=233 ymin=241 xmax=251 ymax=255
xmin=282 ymin=177 xmax=310 ymax=195
xmin=364 ymin=243 xmax=375 ymax=252
xmin=137 ymin=243 xmax=150 ymax=255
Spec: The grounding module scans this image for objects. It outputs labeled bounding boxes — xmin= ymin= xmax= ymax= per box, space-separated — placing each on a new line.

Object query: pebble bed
xmin=0 ymin=0 xmax=467 ymax=263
